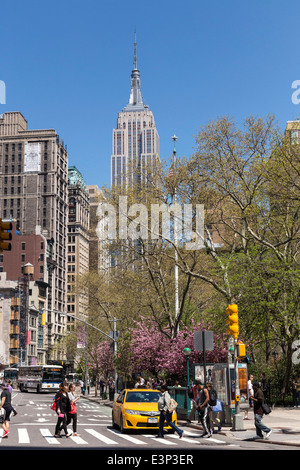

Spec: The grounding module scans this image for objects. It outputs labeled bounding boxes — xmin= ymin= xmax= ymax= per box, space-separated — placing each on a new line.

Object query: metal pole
xmin=186 ymin=355 xmax=190 ymax=388
xmin=232 ymin=339 xmax=244 ymax=430
xmin=85 ymin=325 xmax=88 ymax=395
xmin=172 ymin=135 xmax=179 ymax=333
xmin=113 ymin=317 xmax=118 ymax=397
xmin=202 ymin=331 xmax=207 ymax=384
xmin=54 ymin=311 xmax=120 ymax=393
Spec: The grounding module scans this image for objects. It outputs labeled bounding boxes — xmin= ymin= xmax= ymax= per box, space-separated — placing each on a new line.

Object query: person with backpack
xmin=196 ymin=382 xmax=212 ymax=438
xmin=156 ymin=384 xmax=184 ymax=439
xmin=205 ymin=382 xmax=218 ymax=435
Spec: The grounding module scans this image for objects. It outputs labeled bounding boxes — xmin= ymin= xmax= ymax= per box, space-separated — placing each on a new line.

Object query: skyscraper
xmin=111 ymin=34 xmax=160 ymax=189
xmin=0 ymin=111 xmax=68 ymax=361
xmin=67 ymin=166 xmax=90 ymax=324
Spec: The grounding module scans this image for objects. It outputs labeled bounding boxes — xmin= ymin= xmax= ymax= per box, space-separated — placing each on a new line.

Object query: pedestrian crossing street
xmin=0 ymin=398 xmax=235 ymax=448
xmin=0 ymin=422 xmax=230 ymax=447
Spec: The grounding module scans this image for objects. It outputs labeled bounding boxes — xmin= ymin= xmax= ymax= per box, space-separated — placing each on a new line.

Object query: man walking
xmin=244 ymin=374 xmax=253 ymax=420
xmin=196 ymin=382 xmax=211 ymax=438
xmin=252 ymin=381 xmax=272 ymax=439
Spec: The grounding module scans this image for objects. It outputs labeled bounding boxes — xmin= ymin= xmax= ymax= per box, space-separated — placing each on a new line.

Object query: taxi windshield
xmin=125 ymin=391 xmax=162 ymax=403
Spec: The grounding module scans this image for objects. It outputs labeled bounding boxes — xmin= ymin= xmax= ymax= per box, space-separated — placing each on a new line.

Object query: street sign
xmin=109 ymin=331 xmax=120 ymax=340
xmin=194 ymin=330 xmax=214 ymax=351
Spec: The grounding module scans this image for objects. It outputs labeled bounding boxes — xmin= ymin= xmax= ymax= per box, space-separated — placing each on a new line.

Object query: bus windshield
xmin=4 ymin=369 xmax=18 ymax=380
xmin=42 ymin=367 xmax=63 ymax=383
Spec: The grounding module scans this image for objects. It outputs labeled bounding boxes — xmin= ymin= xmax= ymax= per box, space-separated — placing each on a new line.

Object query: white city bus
xmin=18 ymin=365 xmax=64 ymax=393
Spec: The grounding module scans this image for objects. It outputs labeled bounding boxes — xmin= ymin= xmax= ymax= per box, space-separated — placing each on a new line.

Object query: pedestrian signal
xmin=226 ymin=303 xmax=239 ymax=339
xmin=0 ymin=219 xmax=12 ymax=251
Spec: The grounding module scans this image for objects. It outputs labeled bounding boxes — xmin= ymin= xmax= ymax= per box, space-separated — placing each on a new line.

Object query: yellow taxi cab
xmin=112 ymin=388 xmax=177 ymax=433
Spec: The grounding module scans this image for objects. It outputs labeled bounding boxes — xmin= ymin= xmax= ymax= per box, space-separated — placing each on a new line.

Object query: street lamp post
xmin=172 ymin=135 xmax=179 ymax=334
xmin=183 ymin=347 xmax=191 ymax=387
xmin=56 ymin=311 xmax=119 ymax=396
xmin=183 ymin=347 xmax=192 ymax=414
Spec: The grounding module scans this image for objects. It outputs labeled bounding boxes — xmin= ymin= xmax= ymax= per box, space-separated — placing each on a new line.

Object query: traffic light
xmin=237 ymin=341 xmax=246 ymax=358
xmin=0 ymin=219 xmax=12 ymax=251
xmin=226 ymin=303 xmax=239 ymax=339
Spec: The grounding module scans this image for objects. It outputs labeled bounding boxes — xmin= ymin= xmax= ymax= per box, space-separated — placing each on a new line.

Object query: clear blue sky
xmin=1 ymin=0 xmax=300 ymax=187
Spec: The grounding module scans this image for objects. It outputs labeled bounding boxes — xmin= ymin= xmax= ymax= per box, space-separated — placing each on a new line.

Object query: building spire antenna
xmin=133 ymin=29 xmax=137 ymax=70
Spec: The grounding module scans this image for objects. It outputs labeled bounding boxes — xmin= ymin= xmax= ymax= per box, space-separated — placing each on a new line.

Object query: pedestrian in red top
xmin=187 ymin=380 xmax=201 ymax=423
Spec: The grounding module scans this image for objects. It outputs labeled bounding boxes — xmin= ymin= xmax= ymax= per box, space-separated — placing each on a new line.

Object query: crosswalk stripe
xmin=67 ymin=428 xmax=88 ymax=444
xmin=85 ymin=428 xmax=118 ymax=444
xmin=40 ymin=428 xmax=61 ymax=444
xmin=3 ymin=426 xmax=232 ymax=447
xmin=18 ymin=428 xmax=30 ymax=444
xmin=108 ymin=428 xmax=147 ymax=445
xmin=168 ymin=433 xmax=198 ymax=444
xmin=142 ymin=434 xmax=177 ymax=445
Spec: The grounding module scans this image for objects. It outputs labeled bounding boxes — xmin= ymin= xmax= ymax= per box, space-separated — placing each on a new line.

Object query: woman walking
xmin=156 ymin=384 xmax=184 ymax=439
xmin=67 ymin=382 xmax=80 ymax=436
xmin=0 ymin=383 xmax=13 ymax=438
xmin=54 ymin=382 xmax=72 ymax=438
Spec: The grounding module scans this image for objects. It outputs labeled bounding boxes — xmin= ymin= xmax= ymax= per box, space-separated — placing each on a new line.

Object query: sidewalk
xmin=188 ymin=408 xmax=300 ymax=447
xmin=82 ymin=388 xmax=300 ymax=447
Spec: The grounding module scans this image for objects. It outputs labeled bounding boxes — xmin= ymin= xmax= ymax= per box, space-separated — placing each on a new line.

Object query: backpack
xmin=209 ymin=389 xmax=217 ymax=407
xmin=188 ymin=388 xmax=194 ymax=399
xmin=168 ymin=398 xmax=178 ymax=413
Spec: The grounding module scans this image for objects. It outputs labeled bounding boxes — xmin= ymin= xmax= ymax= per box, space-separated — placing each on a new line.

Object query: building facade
xmin=0 ymin=222 xmax=49 ymax=366
xmin=111 ymin=35 xmax=160 ymax=189
xmin=67 ymin=166 xmax=90 ymax=328
xmin=0 ymin=111 xmax=68 ymax=362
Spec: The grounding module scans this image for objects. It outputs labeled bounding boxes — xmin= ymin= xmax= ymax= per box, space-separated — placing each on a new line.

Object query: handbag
xmin=168 ymin=398 xmax=178 ymax=413
xmin=69 ymin=402 xmax=77 ymax=414
xmin=51 ymin=399 xmax=57 ymax=411
xmin=212 ymin=399 xmax=223 ymax=413
xmin=262 ymin=403 xmax=272 ymax=415
xmin=51 ymin=394 xmax=59 ymax=411
xmin=0 ymin=408 xmax=5 ymax=424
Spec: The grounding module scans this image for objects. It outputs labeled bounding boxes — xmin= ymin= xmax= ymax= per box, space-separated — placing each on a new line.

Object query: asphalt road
xmin=0 ymin=390 xmax=291 ymax=455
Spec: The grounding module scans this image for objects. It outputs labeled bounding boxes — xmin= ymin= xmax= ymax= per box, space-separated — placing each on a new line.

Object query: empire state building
xmin=111 ymin=34 xmax=160 ymax=189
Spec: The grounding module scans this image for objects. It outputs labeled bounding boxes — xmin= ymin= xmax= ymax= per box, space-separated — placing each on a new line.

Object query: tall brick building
xmin=0 ymin=112 xmax=68 ymax=363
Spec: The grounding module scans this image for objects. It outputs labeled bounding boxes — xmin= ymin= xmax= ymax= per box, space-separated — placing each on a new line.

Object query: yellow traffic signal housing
xmin=0 ymin=219 xmax=12 ymax=251
xmin=237 ymin=342 xmax=246 ymax=358
xmin=226 ymin=303 xmax=239 ymax=339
